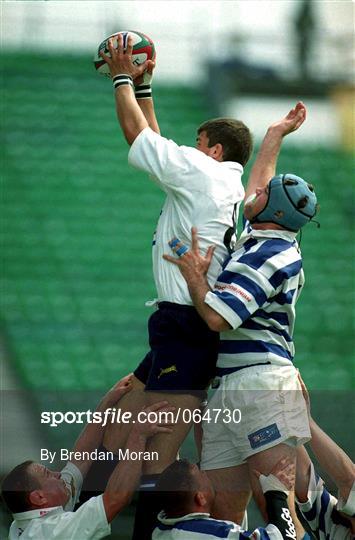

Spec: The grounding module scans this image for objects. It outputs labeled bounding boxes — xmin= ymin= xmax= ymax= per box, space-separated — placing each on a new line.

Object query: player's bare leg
xmin=206 ymin=464 xmax=252 ymax=524
xmin=103 ymin=375 xmax=146 ymax=452
xmin=143 ymin=392 xmax=202 ymax=474
xmin=247 ymin=443 xmax=305 ymax=539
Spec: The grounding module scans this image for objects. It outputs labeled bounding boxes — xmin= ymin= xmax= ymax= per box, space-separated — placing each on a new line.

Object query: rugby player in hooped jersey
xmin=164 ymin=145 xmax=318 ymax=523
xmin=98 ymin=33 xmax=307 ymax=538
xmin=153 ymin=457 xmax=298 ymax=540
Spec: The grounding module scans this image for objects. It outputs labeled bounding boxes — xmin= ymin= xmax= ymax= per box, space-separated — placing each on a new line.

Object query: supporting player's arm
xmin=102 ymin=401 xmax=173 ymax=522
xmin=69 ymin=374 xmax=133 ymax=477
xmin=100 ymin=34 xmax=152 ymax=145
xmin=298 ymin=373 xmax=355 ymax=502
xmin=309 ymin=419 xmax=355 ymax=501
xmin=244 ymin=102 xmax=307 ymax=201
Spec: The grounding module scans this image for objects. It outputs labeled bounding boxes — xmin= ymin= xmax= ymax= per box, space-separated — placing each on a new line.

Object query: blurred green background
xmin=1 ymin=52 xmax=354 ymax=538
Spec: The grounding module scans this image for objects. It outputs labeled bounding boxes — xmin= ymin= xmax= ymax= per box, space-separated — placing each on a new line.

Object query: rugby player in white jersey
xmin=164 ymin=136 xmax=318 ymax=527
xmin=97 ymin=34 xmax=251 ymax=538
xmin=97 ymin=34 xmax=307 ymax=538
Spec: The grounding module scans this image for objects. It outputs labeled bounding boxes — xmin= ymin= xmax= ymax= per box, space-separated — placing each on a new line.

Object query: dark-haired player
xmin=153 ymin=458 xmax=298 ymax=539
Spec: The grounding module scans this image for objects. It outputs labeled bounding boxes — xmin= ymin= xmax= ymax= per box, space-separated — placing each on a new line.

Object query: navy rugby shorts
xmin=134 ymin=302 xmax=219 ymax=395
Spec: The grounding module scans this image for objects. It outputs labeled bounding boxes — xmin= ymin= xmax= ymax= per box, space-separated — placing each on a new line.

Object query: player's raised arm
xmin=100 ymin=34 xmax=152 ymax=145
xmin=134 ymin=61 xmax=161 ymax=135
xmin=244 ymin=102 xmax=306 ymax=202
xmin=69 ymin=374 xmax=133 ymax=477
xmin=102 ymin=401 xmax=173 ymax=522
xmin=298 ymin=373 xmax=355 ymax=503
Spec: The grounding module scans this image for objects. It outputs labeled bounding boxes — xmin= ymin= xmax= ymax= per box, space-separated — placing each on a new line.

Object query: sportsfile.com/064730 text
xmin=40 ymin=408 xmax=242 ymax=427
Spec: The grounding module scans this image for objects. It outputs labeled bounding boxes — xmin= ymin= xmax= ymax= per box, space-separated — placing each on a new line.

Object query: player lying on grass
xmin=164 ymin=174 xmax=318 ymax=528
xmin=98 ymin=32 xmax=307 ymax=539
xmin=1 ymin=375 xmax=173 ymax=540
xmin=152 ymin=457 xmax=297 ymax=540
xmin=295 ymin=374 xmax=355 ymax=539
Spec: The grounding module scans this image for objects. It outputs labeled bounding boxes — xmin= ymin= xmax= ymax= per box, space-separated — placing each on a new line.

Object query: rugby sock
xmin=132 ymin=474 xmax=162 ymax=540
xmin=78 ymin=445 xmax=119 ymax=505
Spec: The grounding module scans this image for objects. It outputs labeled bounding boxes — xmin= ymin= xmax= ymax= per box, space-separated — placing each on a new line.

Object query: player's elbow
xmin=206 ymin=312 xmax=231 ymax=332
xmin=123 ymin=129 xmax=138 ymax=146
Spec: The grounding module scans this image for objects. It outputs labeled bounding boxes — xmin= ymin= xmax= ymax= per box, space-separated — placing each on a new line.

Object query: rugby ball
xmin=94 ymin=30 xmax=155 ymax=77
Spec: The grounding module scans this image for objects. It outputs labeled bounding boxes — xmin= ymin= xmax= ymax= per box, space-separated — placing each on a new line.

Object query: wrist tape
xmin=135 ymin=84 xmax=152 ymax=99
xmin=113 ymin=74 xmax=133 ymax=90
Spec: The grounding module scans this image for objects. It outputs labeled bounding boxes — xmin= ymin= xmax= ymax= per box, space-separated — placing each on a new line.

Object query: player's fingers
xmin=146 ymin=60 xmax=156 ymax=74
xmin=252 ymin=468 xmax=261 ymax=479
xmin=126 ymin=34 xmax=133 ymax=56
xmin=144 ymin=401 xmax=170 ymax=413
xmin=107 ymin=38 xmax=116 ymax=57
xmin=206 ymin=245 xmax=216 ymax=264
xmin=99 ymin=50 xmax=112 ymax=64
xmin=191 ymin=227 xmax=199 ymax=253
xmin=116 ymin=33 xmax=124 ymax=54
xmin=136 ymin=60 xmax=150 ymax=76
xmin=155 ymin=426 xmax=174 ymax=434
xmin=163 ymin=253 xmax=180 ymax=265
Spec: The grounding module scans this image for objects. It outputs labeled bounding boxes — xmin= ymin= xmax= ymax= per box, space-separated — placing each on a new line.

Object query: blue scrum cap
xmin=251 ymin=174 xmax=318 ymax=232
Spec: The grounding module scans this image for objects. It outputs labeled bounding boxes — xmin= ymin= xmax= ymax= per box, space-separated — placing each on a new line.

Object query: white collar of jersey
xmin=13 ymin=506 xmax=63 ymax=521
xmin=219 ymin=161 xmax=243 ymax=173
xmin=249 ymin=228 xmax=298 ymax=242
xmin=157 ymin=511 xmax=211 ymax=525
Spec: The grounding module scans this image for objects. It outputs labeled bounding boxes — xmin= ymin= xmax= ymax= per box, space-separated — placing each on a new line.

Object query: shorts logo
xmin=248 ymin=423 xmax=281 ymax=449
xmin=158 ymin=365 xmax=178 ymax=379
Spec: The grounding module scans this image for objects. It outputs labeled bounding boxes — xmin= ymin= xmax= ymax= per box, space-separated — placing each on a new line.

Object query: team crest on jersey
xmin=158 ymin=365 xmax=178 ymax=379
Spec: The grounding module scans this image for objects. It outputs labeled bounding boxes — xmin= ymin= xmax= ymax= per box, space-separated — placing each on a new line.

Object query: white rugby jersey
xmin=8 ymin=463 xmax=110 ymax=539
xmin=153 ymin=511 xmax=284 ymax=539
xmin=128 ymin=127 xmax=244 ymax=305
xmin=296 ymin=463 xmax=354 ymax=539
xmin=204 ymin=225 xmax=303 ymax=371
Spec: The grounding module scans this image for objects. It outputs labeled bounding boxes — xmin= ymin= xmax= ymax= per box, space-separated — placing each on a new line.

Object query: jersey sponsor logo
xmin=158 ymin=365 xmax=178 ymax=379
xmin=215 ymin=282 xmax=252 ymax=302
xmin=248 ymin=423 xmax=281 ymax=449
xmin=281 ymin=507 xmax=297 ymax=539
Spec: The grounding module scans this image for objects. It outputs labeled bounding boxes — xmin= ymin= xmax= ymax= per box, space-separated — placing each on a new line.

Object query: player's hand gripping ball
xmin=93 ymin=31 xmax=156 ymax=77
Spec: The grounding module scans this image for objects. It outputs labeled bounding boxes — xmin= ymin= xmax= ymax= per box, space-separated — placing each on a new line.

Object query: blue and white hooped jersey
xmin=204 ymin=225 xmax=304 ymax=370
xmin=153 ymin=512 xmax=284 ymax=539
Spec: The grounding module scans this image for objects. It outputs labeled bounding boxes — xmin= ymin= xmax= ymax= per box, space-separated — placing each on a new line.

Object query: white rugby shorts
xmin=201 ymin=364 xmax=310 ymax=470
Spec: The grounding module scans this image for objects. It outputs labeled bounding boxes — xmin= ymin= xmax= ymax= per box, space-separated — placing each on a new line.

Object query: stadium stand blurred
xmin=1 ymin=51 xmax=354 ymax=538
